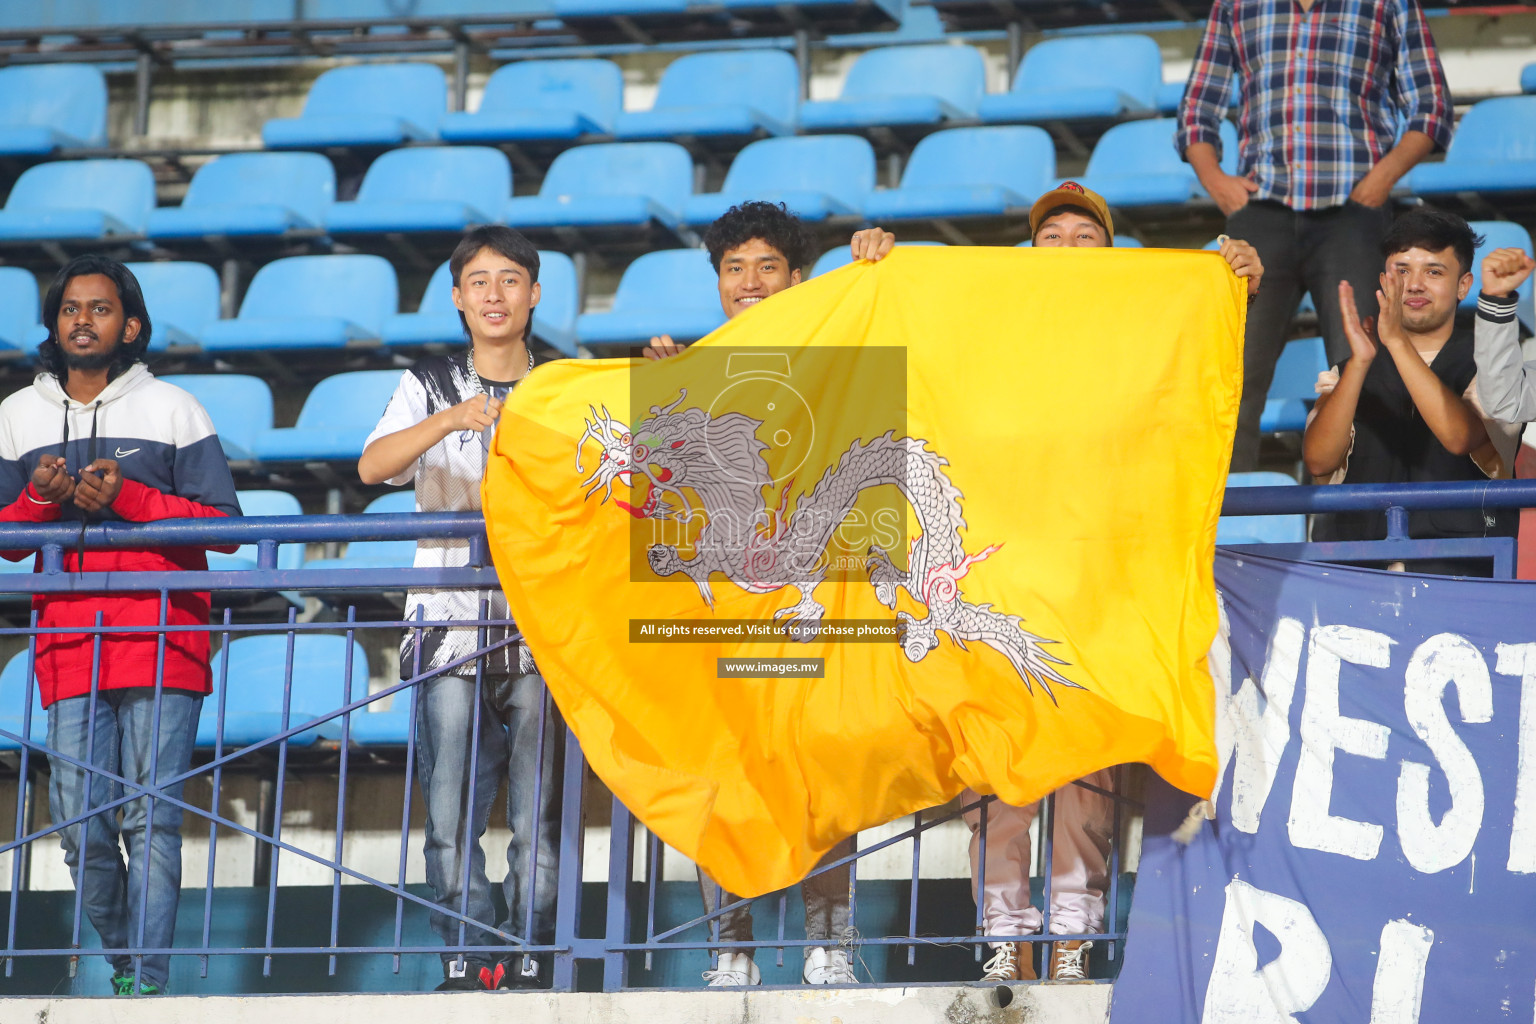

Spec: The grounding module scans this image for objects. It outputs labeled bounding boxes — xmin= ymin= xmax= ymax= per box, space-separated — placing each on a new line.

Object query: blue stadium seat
xmin=159 ymin=374 xmax=274 ymax=462
xmin=978 ymin=35 xmax=1161 ymax=124
xmin=381 ymin=251 xmax=580 ymax=358
xmin=1465 ymin=221 xmax=1536 ymax=331
xmin=0 ymin=159 xmax=155 ymax=242
xmin=827 ymin=3 xmax=946 ymax=47
xmin=301 ymin=490 xmax=418 ymax=574
xmin=862 ymin=126 xmax=1054 ymax=221
xmin=1409 ymin=97 xmax=1536 ymax=196
xmin=0 ymin=64 xmax=107 ymax=154
xmin=799 ymin=44 xmax=987 ymax=131
xmin=200 ymin=254 xmax=396 ymax=353
xmin=615 ymin=51 xmax=799 ymax=140
xmin=682 ymin=135 xmax=876 ymax=225
xmin=1077 ymin=118 xmax=1239 ymax=207
xmin=325 ymin=147 xmax=510 ymax=234
xmin=124 ymin=262 xmax=221 ymax=350
xmin=503 ymin=142 xmax=693 ymax=231
xmin=146 ymin=152 xmax=334 ymax=240
xmin=811 ymin=240 xmax=946 ymax=278
xmin=1524 ymin=63 xmax=1536 ymax=95
xmin=262 ymin=63 xmax=445 ymax=149
xmin=1217 ymin=471 xmax=1305 ymax=545
xmin=440 ymin=59 xmax=622 ymax=143
xmin=575 ymin=249 xmax=725 ymax=347
xmin=207 ymin=490 xmax=306 ymax=574
xmin=554 ymin=0 xmax=691 ymax=15
xmin=1155 ymin=80 xmax=1186 ymax=115
xmin=0 ymin=267 xmax=45 ymax=355
xmin=199 ymin=633 xmax=368 ymax=749
xmin=0 ymin=653 xmax=47 ymax=754
xmin=1261 ymin=336 xmax=1327 ymax=434
xmin=250 ymin=370 xmax=404 ymax=463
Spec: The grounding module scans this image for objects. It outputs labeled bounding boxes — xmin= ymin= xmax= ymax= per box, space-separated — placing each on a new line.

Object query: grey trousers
xmin=696 ymin=835 xmax=857 ymax=957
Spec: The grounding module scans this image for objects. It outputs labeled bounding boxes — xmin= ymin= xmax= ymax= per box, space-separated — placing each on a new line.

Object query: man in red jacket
xmin=0 ymin=256 xmax=240 ymax=996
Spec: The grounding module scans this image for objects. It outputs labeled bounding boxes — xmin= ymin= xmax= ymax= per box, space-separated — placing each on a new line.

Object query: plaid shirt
xmin=1176 ymin=0 xmax=1453 ymax=210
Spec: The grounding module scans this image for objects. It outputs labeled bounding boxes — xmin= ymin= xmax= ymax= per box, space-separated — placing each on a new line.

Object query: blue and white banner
xmin=1113 ymin=551 xmax=1536 ymax=1023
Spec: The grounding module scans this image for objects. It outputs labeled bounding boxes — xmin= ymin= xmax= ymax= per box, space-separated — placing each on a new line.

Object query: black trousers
xmin=1227 ymin=198 xmax=1394 ymax=471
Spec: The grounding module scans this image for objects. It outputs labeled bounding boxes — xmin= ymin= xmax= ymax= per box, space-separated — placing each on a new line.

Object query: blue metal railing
xmin=0 ymin=477 xmax=1525 ymax=995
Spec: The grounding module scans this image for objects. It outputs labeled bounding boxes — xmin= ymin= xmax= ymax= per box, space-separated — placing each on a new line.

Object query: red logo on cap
xmin=1059 ymin=181 xmax=1086 ymax=193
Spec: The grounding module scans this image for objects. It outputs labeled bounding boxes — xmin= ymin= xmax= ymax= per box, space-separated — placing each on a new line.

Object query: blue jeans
xmin=47 ymin=687 xmax=202 ymax=990
xmin=415 ymin=673 xmax=563 ymax=966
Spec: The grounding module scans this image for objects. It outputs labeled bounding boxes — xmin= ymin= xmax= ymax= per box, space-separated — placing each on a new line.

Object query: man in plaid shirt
xmin=1176 ymin=0 xmax=1453 ymax=470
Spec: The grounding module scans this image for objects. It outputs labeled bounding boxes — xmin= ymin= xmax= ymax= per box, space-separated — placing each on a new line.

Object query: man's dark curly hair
xmin=38 ymin=255 xmax=152 ymax=383
xmin=703 ymin=201 xmax=817 ymax=273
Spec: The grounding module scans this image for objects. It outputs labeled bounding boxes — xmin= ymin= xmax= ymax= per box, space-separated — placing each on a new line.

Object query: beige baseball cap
xmin=1028 ymin=181 xmax=1114 ymax=241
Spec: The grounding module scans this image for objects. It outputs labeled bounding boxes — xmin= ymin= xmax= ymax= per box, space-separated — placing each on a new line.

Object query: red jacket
xmin=0 ymin=367 xmax=241 ymax=707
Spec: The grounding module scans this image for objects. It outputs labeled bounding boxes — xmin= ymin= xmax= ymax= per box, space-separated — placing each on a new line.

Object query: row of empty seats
xmin=0 ymin=120 xmax=1242 ymax=250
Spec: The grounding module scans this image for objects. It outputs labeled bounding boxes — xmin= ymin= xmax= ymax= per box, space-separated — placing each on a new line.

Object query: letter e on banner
xmin=1289 ymin=625 xmax=1393 ymax=860
xmin=1396 ymin=634 xmax=1490 ymax=874
xmin=1202 ymin=879 xmax=1332 ymax=1024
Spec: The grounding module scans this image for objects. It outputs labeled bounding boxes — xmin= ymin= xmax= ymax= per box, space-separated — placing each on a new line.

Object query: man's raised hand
xmin=850 ymin=227 xmax=896 ymax=262
xmin=1338 ymin=280 xmax=1379 ymax=367
xmin=1482 ymin=247 xmax=1535 ymax=298
xmin=73 ymin=459 xmax=122 ymax=512
xmin=441 ymin=394 xmax=503 ymax=434
xmin=31 ymin=455 xmax=74 ymax=504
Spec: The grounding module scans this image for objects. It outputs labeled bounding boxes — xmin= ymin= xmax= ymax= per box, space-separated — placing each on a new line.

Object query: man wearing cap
xmin=962 ymin=182 xmax=1261 ymax=986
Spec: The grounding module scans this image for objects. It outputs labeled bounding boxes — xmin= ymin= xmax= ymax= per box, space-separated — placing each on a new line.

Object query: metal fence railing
xmin=0 ymin=477 xmax=1527 ymax=994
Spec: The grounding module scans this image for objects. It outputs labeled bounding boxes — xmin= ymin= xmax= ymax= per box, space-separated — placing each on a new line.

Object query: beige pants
xmin=961 ymin=770 xmax=1115 ymax=938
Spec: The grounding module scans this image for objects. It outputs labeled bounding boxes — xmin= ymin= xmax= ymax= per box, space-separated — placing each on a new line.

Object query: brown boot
xmin=980 ymin=941 xmax=1038 ymax=982
xmin=1050 ymin=940 xmax=1093 ymax=981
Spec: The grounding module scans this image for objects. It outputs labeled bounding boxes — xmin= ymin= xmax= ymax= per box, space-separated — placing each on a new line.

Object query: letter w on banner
xmin=1113 ymin=551 xmax=1536 ymax=1023
xmin=484 ymin=247 xmax=1245 ymax=897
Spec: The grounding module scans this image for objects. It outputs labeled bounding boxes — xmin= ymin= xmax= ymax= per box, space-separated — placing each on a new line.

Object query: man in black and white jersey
xmin=359 ymin=225 xmax=558 ymax=992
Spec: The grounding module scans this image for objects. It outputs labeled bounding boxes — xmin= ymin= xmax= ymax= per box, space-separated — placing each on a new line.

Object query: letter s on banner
xmin=1288 ymin=625 xmax=1393 ymax=861
xmin=1202 ymin=879 xmax=1332 ymax=1024
xmin=1396 ymin=634 xmax=1491 ymax=874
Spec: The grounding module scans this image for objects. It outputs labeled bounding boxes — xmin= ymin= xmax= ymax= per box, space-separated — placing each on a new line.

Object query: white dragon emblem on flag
xmin=576 ymin=391 xmax=1078 ymax=699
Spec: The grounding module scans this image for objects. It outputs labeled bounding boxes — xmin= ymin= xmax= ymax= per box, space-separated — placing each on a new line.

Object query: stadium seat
xmin=0 ymin=266 xmax=45 ymax=355
xmin=978 ymin=35 xmax=1161 ymax=124
xmin=207 ymin=490 xmax=306 ymax=573
xmin=300 ymin=490 xmax=418 ymax=572
xmin=381 ymin=250 xmax=580 ymax=357
xmin=262 ymin=63 xmax=445 ymax=149
xmin=1408 ymin=97 xmax=1536 ymax=196
xmin=0 ymin=64 xmax=108 ymax=154
xmin=199 ymin=633 xmax=368 ymax=749
xmin=1466 ymin=221 xmax=1536 ymax=331
xmin=614 ymin=50 xmax=799 ymax=140
xmin=159 ymin=374 xmax=274 ymax=462
xmin=503 ymin=142 xmax=693 ymax=231
xmin=1260 ymin=336 xmax=1327 ymax=434
xmin=799 ymin=44 xmax=987 ymax=131
xmin=124 ymin=262 xmax=221 ymax=350
xmin=199 ymin=254 xmax=396 ymax=352
xmin=1077 ymin=118 xmax=1239 ymax=207
xmin=554 ymin=0 xmax=691 ymax=16
xmin=440 ymin=59 xmax=622 ymax=142
xmin=0 ymin=159 xmax=155 ymax=242
xmin=146 ymin=152 xmax=334 ymax=240
xmin=1156 ymin=80 xmax=1186 ymax=115
xmin=1217 ymin=471 xmax=1305 ymax=545
xmin=827 ymin=3 xmax=946 ymax=47
xmin=1524 ymin=63 xmax=1536 ymax=95
xmin=811 ymin=240 xmax=945 ymax=278
xmin=250 ymin=370 xmax=403 ymax=463
xmin=0 ymin=652 xmax=47 ymax=754
xmin=325 ymin=147 xmax=510 ymax=234
xmin=682 ymin=135 xmax=876 ymax=225
xmin=861 ymin=126 xmax=1054 ymax=221
xmin=575 ymin=249 xmax=725 ymax=347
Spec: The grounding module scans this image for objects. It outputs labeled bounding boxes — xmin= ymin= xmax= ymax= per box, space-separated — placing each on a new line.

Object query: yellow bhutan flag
xmin=483 ymin=246 xmax=1245 ymax=897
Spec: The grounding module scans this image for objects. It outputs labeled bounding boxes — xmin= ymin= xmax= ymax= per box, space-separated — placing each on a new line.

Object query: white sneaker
xmin=702 ymin=952 xmax=761 ymax=987
xmin=803 ymin=946 xmax=858 ymax=984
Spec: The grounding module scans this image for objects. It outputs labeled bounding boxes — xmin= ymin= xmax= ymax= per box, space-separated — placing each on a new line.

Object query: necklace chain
xmin=468 ymin=346 xmax=534 ymax=394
